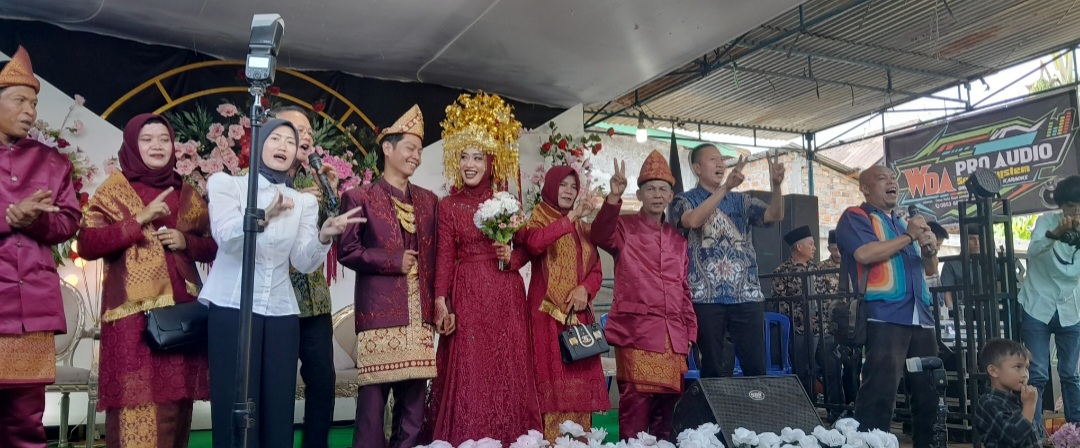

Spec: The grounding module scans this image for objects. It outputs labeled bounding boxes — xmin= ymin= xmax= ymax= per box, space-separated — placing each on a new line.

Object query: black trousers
xmin=694 ymin=302 xmax=767 ymax=377
xmin=208 ymin=303 xmax=300 ymax=448
xmin=299 ymin=313 xmax=336 ymax=448
xmin=854 ymin=321 xmax=938 ymax=448
xmin=792 ymin=333 xmax=855 ymax=417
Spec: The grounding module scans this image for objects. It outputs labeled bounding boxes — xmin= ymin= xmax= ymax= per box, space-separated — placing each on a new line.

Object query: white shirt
xmin=199 ymin=173 xmax=331 ymax=316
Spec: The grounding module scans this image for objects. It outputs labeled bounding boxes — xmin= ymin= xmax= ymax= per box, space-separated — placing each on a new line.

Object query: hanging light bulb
xmin=635 ymin=113 xmax=648 ymax=143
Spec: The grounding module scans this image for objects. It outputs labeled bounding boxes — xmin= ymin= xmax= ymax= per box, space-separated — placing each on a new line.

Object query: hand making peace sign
xmin=722 ymin=155 xmax=747 ymax=191
xmin=768 ymin=150 xmax=786 ymax=187
xmin=609 ymin=158 xmax=627 ymax=198
xmin=319 ymin=205 xmax=367 ymax=243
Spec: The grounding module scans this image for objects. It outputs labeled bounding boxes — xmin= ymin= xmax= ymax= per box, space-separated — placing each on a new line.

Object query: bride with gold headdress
xmin=425 ymin=92 xmax=541 ymax=443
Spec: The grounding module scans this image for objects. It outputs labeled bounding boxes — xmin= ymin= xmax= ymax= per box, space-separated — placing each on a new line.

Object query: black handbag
xmin=558 ymin=306 xmax=609 ymax=363
xmin=144 ymin=301 xmax=209 ymax=351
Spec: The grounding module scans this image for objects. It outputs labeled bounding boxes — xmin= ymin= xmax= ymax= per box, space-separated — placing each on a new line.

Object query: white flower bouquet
xmin=474 ymin=191 xmax=527 ymax=269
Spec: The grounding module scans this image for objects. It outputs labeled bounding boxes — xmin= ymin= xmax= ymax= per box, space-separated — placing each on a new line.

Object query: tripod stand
xmin=930 ymin=366 xmax=950 ymax=448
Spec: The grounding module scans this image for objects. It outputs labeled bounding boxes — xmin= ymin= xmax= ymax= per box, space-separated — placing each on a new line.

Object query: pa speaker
xmin=673 ymin=376 xmax=822 ymax=446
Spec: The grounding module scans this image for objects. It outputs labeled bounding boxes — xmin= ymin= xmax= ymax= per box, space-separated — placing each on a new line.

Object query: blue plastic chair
xmin=764 ymin=312 xmax=793 ymax=375
xmin=600 ymin=313 xmax=613 ymax=391
xmin=686 ymin=348 xmax=700 ymax=380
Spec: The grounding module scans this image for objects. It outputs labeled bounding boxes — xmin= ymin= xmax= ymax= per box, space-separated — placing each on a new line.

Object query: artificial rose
xmin=812 ymin=427 xmax=846 ymax=448
xmin=559 ymin=420 xmax=587 ymax=438
xmin=732 ymin=427 xmax=759 ymax=447
xmin=757 ymin=432 xmax=783 ymax=448
xmin=216 ymin=103 xmax=239 ymax=118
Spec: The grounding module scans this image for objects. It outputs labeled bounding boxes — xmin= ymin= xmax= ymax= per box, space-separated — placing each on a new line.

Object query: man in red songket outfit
xmin=0 ymin=46 xmax=82 ymax=447
xmin=592 ymin=150 xmax=698 ymax=441
xmin=338 ymin=105 xmax=440 ymax=448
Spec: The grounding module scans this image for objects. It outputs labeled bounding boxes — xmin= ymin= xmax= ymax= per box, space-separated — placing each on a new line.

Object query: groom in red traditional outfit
xmin=0 ymin=46 xmax=82 ymax=447
xmin=592 ymin=151 xmax=698 ymax=441
xmin=338 ymin=105 xmax=439 ymax=448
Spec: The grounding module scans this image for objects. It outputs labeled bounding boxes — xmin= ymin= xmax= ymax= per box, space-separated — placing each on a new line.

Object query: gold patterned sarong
xmin=0 ymin=332 xmax=56 ymax=385
xmin=543 ymin=411 xmax=592 ymax=442
xmin=355 ymin=265 xmax=437 ymax=386
xmin=614 ymin=336 xmax=687 ymax=394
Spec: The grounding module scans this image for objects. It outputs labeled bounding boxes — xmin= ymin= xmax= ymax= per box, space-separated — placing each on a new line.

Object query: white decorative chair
xmin=295 ymin=304 xmax=360 ymax=400
xmin=45 ymin=280 xmax=100 ymax=448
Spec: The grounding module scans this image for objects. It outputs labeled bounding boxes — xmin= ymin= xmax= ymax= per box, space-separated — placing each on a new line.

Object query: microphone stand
xmin=233 ymin=82 xmax=268 ymax=448
xmin=930 ymin=366 xmax=949 ymax=448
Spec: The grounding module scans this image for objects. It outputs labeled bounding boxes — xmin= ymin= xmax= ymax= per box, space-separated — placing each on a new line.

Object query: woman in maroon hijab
xmin=516 ymin=166 xmax=609 ymax=441
xmin=77 ymin=113 xmax=217 ymax=447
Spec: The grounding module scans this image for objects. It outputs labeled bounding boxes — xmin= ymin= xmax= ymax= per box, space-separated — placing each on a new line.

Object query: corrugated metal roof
xmin=590 ymin=0 xmax=1080 ymax=139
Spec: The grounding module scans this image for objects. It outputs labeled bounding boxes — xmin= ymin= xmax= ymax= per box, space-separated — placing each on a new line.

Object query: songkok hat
xmin=638 ymin=150 xmax=676 ymax=186
xmin=827 ymin=230 xmax=836 ymax=245
xmin=784 ymin=225 xmax=813 ymax=246
xmin=440 ymin=91 xmax=521 ymax=188
xmin=377 ymin=104 xmax=424 ymax=144
xmin=0 ymin=46 xmax=40 ymax=93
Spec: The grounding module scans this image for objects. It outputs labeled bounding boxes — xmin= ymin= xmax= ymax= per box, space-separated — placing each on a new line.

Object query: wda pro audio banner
xmin=885 ymin=90 xmax=1080 ymax=223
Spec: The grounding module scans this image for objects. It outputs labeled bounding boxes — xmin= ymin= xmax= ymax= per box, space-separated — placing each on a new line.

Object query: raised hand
xmin=722 ymin=155 xmax=747 ymax=191
xmin=135 ymin=187 xmax=174 ymax=225
xmin=320 ymin=205 xmax=366 ymax=243
xmin=769 ymin=150 xmax=786 ymax=187
xmin=264 ymin=190 xmax=294 ymax=222
xmin=154 ymin=228 xmax=188 ymax=251
xmin=906 ymin=215 xmax=930 ymax=242
xmin=609 ymin=158 xmax=628 ymax=198
xmin=402 ymin=249 xmax=419 ymax=274
xmin=320 ymin=164 xmax=340 ymax=193
xmin=7 ymin=190 xmax=58 ymax=228
xmin=570 ymin=196 xmax=596 ymax=221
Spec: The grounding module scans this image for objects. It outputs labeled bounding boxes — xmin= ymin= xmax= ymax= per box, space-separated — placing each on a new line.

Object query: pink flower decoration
xmin=198 ymin=157 xmax=225 ymax=175
xmin=72 ymin=120 xmax=85 ymax=134
xmin=207 ymin=123 xmax=225 ymax=140
xmin=240 ymin=116 xmax=251 ymax=128
xmin=175 ymin=159 xmax=198 ymax=176
xmin=216 ymin=103 xmax=239 ymax=118
xmin=341 ymin=177 xmax=360 ymax=192
xmin=74 ymin=95 xmax=86 ymax=107
xmin=103 ymin=158 xmax=120 ymax=176
xmin=214 ymin=136 xmax=230 ymax=151
xmin=363 ymin=169 xmax=373 ymax=184
xmin=228 ymin=124 xmax=245 ymax=141
xmin=499 ymin=223 xmax=507 ymax=229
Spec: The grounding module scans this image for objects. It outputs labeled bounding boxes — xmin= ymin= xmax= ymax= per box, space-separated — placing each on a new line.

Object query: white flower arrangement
xmin=729 ymin=419 xmax=898 ymax=448
xmin=414 ymin=418 xmax=898 ymax=448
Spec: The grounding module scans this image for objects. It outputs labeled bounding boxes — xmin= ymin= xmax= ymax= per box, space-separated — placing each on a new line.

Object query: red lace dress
xmin=427 ymin=185 xmax=542 ymax=444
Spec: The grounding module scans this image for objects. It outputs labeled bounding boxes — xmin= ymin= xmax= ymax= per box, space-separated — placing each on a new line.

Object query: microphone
xmin=306 ymin=154 xmax=338 ymax=209
xmin=906 ymin=204 xmax=937 ymax=256
xmin=906 ymin=356 xmax=943 ymax=372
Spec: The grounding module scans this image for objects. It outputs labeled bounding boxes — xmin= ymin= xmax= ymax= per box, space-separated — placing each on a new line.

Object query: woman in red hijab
xmin=517 ymin=166 xmax=610 ymax=441
xmin=77 ymin=113 xmax=217 ymax=447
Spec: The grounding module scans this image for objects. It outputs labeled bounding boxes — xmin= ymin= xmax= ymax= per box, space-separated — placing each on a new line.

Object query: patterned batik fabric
xmin=105 ymin=400 xmax=194 ymax=448
xmin=355 ymin=265 xmax=437 ymax=387
xmin=772 ymin=258 xmax=838 ymax=336
xmin=0 ymin=332 xmax=55 ymax=385
xmin=671 ymin=187 xmax=768 ymax=305
xmin=614 ymin=336 xmax=687 ymax=395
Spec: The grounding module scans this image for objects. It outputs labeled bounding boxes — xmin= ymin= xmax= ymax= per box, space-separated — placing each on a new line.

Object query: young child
xmin=974 ymin=338 xmax=1041 ymax=448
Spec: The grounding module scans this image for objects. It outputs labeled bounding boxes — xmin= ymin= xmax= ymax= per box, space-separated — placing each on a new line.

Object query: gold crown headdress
xmin=441 ymin=91 xmax=521 ymax=189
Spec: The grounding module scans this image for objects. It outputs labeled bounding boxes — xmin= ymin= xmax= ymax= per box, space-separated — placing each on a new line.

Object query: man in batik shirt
xmin=0 ymin=46 xmax=82 ymax=448
xmin=670 ymin=145 xmax=786 ymax=378
xmin=277 ymin=106 xmax=339 ymax=448
xmin=772 ymin=225 xmax=844 ymax=421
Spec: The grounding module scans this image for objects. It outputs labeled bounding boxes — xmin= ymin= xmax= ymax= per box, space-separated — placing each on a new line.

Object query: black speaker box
xmin=673 ymin=376 xmax=822 ymax=446
xmin=746 ymin=192 xmax=820 ymax=294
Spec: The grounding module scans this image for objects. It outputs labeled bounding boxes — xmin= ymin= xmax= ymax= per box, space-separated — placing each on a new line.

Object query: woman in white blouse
xmin=200 ymin=119 xmax=362 ymax=447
